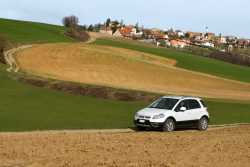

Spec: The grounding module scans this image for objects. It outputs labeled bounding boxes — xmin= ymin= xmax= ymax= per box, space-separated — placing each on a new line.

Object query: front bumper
xmin=134 ymin=119 xmax=164 ymax=128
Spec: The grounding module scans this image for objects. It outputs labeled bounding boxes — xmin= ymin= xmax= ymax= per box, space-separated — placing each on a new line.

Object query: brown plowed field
xmin=0 ymin=126 xmax=250 ymax=167
xmin=16 ymin=43 xmax=250 ymax=100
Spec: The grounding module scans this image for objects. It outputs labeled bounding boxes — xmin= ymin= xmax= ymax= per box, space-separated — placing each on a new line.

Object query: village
xmin=88 ymin=19 xmax=250 ymax=52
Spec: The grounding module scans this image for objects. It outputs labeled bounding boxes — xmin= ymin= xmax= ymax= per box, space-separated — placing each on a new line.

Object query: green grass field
xmin=94 ymin=38 xmax=250 ymax=83
xmin=0 ymin=63 xmax=145 ymax=131
xmin=0 ymin=63 xmax=250 ymax=131
xmin=0 ymin=18 xmax=74 ymax=44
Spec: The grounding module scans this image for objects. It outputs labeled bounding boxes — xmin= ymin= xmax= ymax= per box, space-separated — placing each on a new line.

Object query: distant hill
xmin=0 ymin=18 xmax=74 ymax=44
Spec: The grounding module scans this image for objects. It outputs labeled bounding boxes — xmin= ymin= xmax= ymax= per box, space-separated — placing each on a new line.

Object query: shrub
xmin=64 ymin=29 xmax=90 ymax=42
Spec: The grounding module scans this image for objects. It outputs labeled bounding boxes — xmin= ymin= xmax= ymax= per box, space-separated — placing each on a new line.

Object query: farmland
xmin=0 ymin=125 xmax=250 ymax=167
xmin=16 ymin=43 xmax=250 ymax=100
xmin=1 ymin=0 xmax=250 ymax=165
xmin=0 ymin=19 xmax=249 ymax=132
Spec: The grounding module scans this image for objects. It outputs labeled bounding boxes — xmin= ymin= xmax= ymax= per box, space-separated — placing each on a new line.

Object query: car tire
xmin=163 ymin=118 xmax=175 ymax=132
xmin=198 ymin=117 xmax=208 ymax=131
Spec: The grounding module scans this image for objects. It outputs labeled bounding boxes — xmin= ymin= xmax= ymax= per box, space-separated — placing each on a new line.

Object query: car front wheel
xmin=198 ymin=117 xmax=208 ymax=131
xmin=163 ymin=118 xmax=175 ymax=132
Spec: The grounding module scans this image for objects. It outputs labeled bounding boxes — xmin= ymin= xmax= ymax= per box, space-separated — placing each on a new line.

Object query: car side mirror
xmin=180 ymin=107 xmax=187 ymax=112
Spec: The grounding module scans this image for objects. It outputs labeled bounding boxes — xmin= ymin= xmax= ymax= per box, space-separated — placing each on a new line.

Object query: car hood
xmin=137 ymin=108 xmax=171 ymax=116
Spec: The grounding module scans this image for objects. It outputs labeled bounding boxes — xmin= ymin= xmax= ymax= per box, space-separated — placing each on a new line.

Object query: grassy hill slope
xmin=94 ymin=38 xmax=250 ymax=83
xmin=1 ymin=61 xmax=250 ymax=131
xmin=0 ymin=18 xmax=74 ymax=44
xmin=0 ymin=63 xmax=145 ymax=131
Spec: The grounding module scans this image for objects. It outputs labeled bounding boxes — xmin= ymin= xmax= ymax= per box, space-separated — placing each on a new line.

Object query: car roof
xmin=162 ymin=96 xmax=202 ymax=100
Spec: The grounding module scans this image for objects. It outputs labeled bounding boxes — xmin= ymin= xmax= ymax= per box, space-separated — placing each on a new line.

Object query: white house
xmin=202 ymin=42 xmax=215 ymax=48
xmin=163 ymin=34 xmax=169 ymax=40
xmin=131 ymin=28 xmax=143 ymax=38
xmin=165 ymin=40 xmax=171 ymax=47
xmin=218 ymin=36 xmax=227 ymax=44
xmin=177 ymin=31 xmax=185 ymax=37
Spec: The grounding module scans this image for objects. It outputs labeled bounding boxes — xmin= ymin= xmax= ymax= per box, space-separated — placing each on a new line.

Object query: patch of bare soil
xmin=0 ymin=126 xmax=250 ymax=167
xmin=15 ymin=43 xmax=250 ymax=100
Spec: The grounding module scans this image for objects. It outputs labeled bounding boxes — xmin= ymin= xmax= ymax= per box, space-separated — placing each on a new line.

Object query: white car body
xmin=134 ymin=96 xmax=210 ymax=131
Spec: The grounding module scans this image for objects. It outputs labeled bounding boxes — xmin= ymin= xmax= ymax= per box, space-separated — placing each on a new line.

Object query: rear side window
xmin=188 ymin=100 xmax=201 ymax=109
xmin=200 ymin=100 xmax=207 ymax=108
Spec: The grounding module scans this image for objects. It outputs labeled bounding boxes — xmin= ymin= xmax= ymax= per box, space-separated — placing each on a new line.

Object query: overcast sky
xmin=1 ymin=0 xmax=250 ymax=38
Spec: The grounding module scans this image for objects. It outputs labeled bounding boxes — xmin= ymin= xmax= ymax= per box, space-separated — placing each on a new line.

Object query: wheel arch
xmin=165 ymin=116 xmax=176 ymax=123
xmin=200 ymin=115 xmax=209 ymax=122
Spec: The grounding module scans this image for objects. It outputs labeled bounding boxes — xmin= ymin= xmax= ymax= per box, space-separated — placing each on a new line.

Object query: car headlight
xmin=152 ymin=114 xmax=165 ymax=119
xmin=135 ymin=112 xmax=139 ymax=118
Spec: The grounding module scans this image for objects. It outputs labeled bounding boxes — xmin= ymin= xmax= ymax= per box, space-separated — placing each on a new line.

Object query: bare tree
xmin=62 ymin=15 xmax=79 ymax=28
xmin=105 ymin=18 xmax=111 ymax=27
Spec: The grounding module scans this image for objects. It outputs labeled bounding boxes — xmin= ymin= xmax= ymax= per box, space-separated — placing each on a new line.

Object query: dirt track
xmin=4 ymin=45 xmax=32 ymax=72
xmin=0 ymin=126 xmax=250 ymax=167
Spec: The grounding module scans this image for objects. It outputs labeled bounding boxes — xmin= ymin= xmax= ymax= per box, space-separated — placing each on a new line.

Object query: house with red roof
xmin=170 ymin=39 xmax=189 ymax=48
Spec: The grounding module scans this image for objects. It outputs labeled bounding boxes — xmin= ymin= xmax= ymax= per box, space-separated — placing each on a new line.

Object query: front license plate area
xmin=139 ymin=119 xmax=145 ymax=123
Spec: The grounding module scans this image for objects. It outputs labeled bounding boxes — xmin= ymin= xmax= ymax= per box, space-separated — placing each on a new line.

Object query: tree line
xmin=208 ymin=51 xmax=250 ymax=67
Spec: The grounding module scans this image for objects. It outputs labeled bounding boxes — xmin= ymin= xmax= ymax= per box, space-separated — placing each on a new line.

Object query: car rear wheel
xmin=163 ymin=118 xmax=175 ymax=132
xmin=198 ymin=117 xmax=208 ymax=131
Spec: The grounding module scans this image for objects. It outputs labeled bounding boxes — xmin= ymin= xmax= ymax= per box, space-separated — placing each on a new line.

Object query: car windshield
xmin=149 ymin=98 xmax=179 ymax=110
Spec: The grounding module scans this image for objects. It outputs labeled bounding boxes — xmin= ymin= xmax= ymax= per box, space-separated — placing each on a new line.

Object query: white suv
xmin=134 ymin=96 xmax=209 ymax=132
